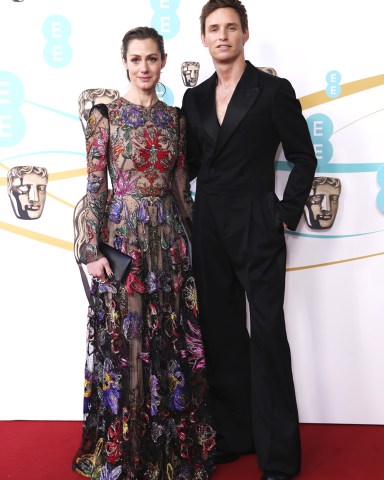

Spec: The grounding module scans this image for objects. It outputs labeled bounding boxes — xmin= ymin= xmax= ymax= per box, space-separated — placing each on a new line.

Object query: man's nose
xmin=219 ymin=28 xmax=228 ymax=40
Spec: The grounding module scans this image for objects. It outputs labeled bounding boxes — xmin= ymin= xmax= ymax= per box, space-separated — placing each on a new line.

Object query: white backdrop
xmin=1 ymin=0 xmax=384 ymax=423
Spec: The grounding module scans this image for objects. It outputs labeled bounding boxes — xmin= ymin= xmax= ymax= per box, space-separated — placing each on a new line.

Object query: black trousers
xmin=192 ymin=188 xmax=301 ymax=475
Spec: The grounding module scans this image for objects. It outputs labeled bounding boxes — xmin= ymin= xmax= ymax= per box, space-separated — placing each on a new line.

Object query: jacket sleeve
xmin=181 ymin=88 xmax=202 ymax=182
xmin=272 ymin=78 xmax=317 ymax=230
xmin=84 ymin=104 xmax=109 ymax=263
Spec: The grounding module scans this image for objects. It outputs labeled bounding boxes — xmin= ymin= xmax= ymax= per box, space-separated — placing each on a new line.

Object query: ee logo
xmin=151 ymin=0 xmax=180 ymax=40
xmin=42 ymin=15 xmax=72 ymax=68
xmin=306 ymin=113 xmax=334 ymax=168
xmin=0 ymin=71 xmax=26 ymax=147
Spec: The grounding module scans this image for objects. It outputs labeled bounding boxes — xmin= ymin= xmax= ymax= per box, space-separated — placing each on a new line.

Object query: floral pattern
xmin=73 ymin=98 xmax=215 ymax=479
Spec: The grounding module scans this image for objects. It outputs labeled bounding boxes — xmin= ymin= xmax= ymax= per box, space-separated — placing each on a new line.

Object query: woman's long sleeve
xmin=84 ymin=105 xmax=109 ymax=263
xmin=172 ymin=110 xmax=193 ymax=237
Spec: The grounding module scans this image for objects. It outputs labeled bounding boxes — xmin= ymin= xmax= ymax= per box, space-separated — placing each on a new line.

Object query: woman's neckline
xmin=120 ymin=96 xmax=161 ymax=108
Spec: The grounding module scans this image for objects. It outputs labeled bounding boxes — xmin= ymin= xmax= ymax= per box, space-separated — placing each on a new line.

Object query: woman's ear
xmin=161 ymin=53 xmax=168 ymax=70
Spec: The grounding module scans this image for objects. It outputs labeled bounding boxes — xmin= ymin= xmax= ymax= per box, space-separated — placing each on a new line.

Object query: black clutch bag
xmin=99 ymin=242 xmax=133 ymax=283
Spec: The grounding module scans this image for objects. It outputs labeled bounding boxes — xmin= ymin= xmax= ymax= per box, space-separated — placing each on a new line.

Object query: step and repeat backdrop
xmin=1 ymin=0 xmax=384 ymax=422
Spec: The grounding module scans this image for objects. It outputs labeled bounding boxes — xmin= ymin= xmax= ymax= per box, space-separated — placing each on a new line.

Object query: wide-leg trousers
xmin=192 ymin=188 xmax=301 ymax=475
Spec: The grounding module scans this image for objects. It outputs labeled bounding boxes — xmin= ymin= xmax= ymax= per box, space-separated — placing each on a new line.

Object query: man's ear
xmin=201 ymin=32 xmax=208 ymax=47
xmin=243 ymin=28 xmax=249 ymax=45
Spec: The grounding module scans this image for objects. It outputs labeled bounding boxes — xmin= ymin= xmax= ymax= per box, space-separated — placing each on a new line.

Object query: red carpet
xmin=0 ymin=422 xmax=383 ymax=479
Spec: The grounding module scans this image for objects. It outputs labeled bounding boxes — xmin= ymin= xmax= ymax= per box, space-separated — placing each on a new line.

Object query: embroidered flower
xmin=87 ymin=173 xmax=103 ymax=194
xmin=102 ymin=359 xmax=121 ymax=415
xmin=83 ymin=369 xmax=93 ymax=412
xmin=121 ymin=105 xmax=145 ymax=128
xmin=123 ymin=312 xmax=142 ymax=339
xmin=114 ymin=168 xmax=139 ymax=196
xmin=182 ymin=277 xmax=198 ymax=316
xmin=145 ymin=269 xmax=172 ymax=294
xmin=185 ymin=320 xmax=206 ymax=372
xmin=105 ymin=420 xmax=122 ymax=464
xmin=100 ymin=464 xmax=123 ymax=480
xmin=150 ymin=108 xmax=172 ymax=128
xmin=108 ymin=198 xmax=123 ymax=224
xmin=150 ymin=374 xmax=161 ymax=416
xmin=168 ymin=360 xmax=186 ymax=411
xmin=87 ymin=126 xmax=108 ymax=171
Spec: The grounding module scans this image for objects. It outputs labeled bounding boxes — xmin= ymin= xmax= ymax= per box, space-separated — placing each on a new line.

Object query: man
xmin=7 ymin=165 xmax=48 ymax=220
xmin=182 ymin=1 xmax=317 ymax=479
xmin=304 ymin=176 xmax=341 ymax=229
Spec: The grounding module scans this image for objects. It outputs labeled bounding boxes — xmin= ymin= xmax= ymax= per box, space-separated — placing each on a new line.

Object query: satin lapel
xmin=214 ymin=64 xmax=261 ymax=158
xmin=195 ymin=73 xmax=219 ymax=145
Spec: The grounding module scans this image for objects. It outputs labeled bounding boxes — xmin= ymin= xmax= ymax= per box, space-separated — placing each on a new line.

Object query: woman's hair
xmin=121 ymin=27 xmax=165 ymax=81
xmin=200 ymin=0 xmax=248 ymax=34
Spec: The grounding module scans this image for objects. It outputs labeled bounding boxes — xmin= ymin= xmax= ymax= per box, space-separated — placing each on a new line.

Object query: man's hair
xmin=200 ymin=0 xmax=248 ymax=34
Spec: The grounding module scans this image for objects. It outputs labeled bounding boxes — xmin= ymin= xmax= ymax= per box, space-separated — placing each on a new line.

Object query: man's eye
xmin=148 ymin=58 xmax=157 ymax=63
xmin=38 ymin=186 xmax=46 ymax=193
xmin=131 ymin=58 xmax=139 ymax=64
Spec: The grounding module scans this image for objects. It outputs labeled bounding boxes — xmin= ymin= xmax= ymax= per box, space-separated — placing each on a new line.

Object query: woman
xmin=73 ymin=27 xmax=215 ymax=479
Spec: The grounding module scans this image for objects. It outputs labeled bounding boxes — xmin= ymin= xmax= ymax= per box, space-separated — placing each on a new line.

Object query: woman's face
xmin=123 ymin=38 xmax=166 ymax=93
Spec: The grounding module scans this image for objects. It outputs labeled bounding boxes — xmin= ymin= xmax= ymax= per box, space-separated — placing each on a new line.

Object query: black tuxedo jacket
xmin=182 ymin=61 xmax=317 ymax=230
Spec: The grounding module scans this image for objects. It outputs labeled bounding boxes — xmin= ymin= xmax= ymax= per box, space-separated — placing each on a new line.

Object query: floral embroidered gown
xmin=73 ymin=98 xmax=215 ymax=480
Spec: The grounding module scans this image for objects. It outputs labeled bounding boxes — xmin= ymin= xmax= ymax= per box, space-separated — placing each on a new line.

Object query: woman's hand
xmin=87 ymin=257 xmax=114 ymax=283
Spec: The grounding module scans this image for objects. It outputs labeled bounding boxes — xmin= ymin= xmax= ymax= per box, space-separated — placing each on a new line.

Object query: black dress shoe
xmin=213 ymin=451 xmax=240 ymax=464
xmin=261 ymin=473 xmax=294 ymax=480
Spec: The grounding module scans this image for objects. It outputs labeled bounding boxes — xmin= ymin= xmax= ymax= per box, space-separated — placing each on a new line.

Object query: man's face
xmin=304 ymin=181 xmax=341 ymax=229
xmin=181 ymin=62 xmax=200 ymax=87
xmin=202 ymin=7 xmax=248 ymax=63
xmin=9 ymin=172 xmax=48 ymax=220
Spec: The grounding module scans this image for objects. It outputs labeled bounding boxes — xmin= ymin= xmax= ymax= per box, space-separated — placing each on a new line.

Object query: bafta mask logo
xmin=78 ymin=88 xmax=119 ymax=133
xmin=7 ymin=166 xmax=48 ymax=220
xmin=181 ymin=61 xmax=200 ymax=87
xmin=304 ymin=176 xmax=342 ymax=229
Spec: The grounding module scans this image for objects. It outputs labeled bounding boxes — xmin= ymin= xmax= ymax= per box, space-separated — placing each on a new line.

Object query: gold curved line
xmin=287 ymin=251 xmax=384 ymax=271
xmin=46 ymin=192 xmax=75 ymax=208
xmin=333 ymin=108 xmax=384 ymax=134
xmin=48 ymin=168 xmax=87 ymax=181
xmin=0 ymin=221 xmax=73 ymax=251
xmin=0 ymin=182 xmax=77 ymax=208
xmin=299 ymin=74 xmax=384 ymax=110
xmin=1 ymin=218 xmax=382 ymax=268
